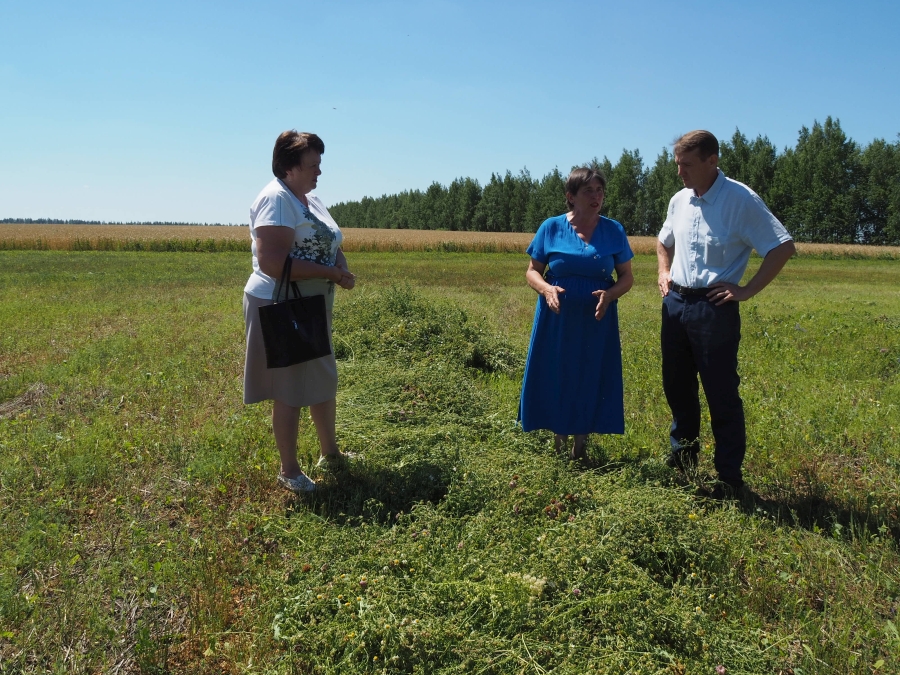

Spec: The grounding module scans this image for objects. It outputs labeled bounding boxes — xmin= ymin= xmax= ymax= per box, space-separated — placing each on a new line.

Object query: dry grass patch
xmin=0 ymin=382 xmax=47 ymax=419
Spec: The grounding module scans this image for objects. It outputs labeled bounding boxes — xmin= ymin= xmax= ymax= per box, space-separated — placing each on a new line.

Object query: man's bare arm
xmin=657 ymin=240 xmax=674 ymax=297
xmin=707 ymin=240 xmax=796 ymax=305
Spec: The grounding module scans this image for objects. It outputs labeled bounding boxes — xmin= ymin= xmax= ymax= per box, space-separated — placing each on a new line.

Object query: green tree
xmin=505 ymin=169 xmax=535 ymax=233
xmin=586 ymin=157 xmax=614 ymax=218
xmin=770 ymin=117 xmax=864 ymax=242
xmin=524 ymin=168 xmax=567 ymax=232
xmin=329 ymin=200 xmax=356 ymax=228
xmin=419 ymin=181 xmax=448 ymax=230
xmin=394 ymin=190 xmax=424 ymax=230
xmin=605 ymin=149 xmax=646 ymax=234
xmin=642 ymin=148 xmax=682 ymax=236
xmin=719 ymin=129 xmax=778 ymax=202
xmin=445 ymin=177 xmax=481 ymax=231
xmin=329 ymin=120 xmax=900 ymax=242
xmin=472 ymin=173 xmax=508 ymax=232
xmin=360 ymin=195 xmax=378 ymax=228
xmin=859 ymin=137 xmax=900 ymax=244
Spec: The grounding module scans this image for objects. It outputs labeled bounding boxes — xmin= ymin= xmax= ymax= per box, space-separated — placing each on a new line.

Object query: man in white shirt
xmin=657 ymin=130 xmax=796 ymax=497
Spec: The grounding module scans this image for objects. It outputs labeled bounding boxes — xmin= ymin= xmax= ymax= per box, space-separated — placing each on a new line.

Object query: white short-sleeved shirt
xmin=658 ymin=169 xmax=792 ymax=288
xmin=243 ymin=178 xmax=343 ymax=299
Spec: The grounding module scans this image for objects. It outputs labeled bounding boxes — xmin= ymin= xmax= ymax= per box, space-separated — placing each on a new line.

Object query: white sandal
xmin=277 ymin=473 xmax=317 ymax=493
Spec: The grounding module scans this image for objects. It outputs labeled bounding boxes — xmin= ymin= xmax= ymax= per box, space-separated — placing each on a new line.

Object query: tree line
xmin=330 ymin=117 xmax=900 ymax=245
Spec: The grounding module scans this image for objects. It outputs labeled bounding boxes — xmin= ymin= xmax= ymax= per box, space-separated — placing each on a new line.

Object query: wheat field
xmin=1 ymin=224 xmax=897 ymax=257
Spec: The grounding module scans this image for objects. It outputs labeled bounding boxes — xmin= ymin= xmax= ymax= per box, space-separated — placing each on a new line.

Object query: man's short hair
xmin=674 ymin=130 xmax=719 ymax=160
xmin=272 ymin=131 xmax=325 ymax=179
xmin=565 ymin=166 xmax=607 ymax=208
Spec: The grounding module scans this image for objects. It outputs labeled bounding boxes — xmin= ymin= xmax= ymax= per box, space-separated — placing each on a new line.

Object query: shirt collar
xmin=694 ymin=168 xmax=726 ymax=204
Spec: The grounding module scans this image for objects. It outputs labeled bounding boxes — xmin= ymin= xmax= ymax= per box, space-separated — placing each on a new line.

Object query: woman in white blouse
xmin=242 ymin=131 xmax=356 ymax=493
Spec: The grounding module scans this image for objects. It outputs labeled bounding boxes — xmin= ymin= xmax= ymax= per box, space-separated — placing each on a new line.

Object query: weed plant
xmin=0 ymin=251 xmax=897 ymax=674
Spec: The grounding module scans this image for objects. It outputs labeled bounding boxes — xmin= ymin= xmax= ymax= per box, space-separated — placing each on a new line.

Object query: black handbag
xmin=258 ymin=256 xmax=332 ymax=368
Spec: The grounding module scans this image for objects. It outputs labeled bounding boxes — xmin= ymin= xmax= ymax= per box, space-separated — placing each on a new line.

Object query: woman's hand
xmin=526 ymin=258 xmax=564 ymax=313
xmin=542 ymin=285 xmax=565 ymax=314
xmin=593 ymin=261 xmax=632 ymax=320
xmin=329 ymin=265 xmax=355 ymax=289
xmin=336 ymin=269 xmax=356 ymax=289
xmin=334 ymin=248 xmax=355 ymax=290
xmin=592 ymin=289 xmax=609 ymax=320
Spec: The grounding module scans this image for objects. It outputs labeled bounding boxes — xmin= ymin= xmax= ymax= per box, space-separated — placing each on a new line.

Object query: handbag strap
xmin=274 ymin=255 xmax=292 ymax=304
xmin=274 ymin=255 xmax=306 ymax=303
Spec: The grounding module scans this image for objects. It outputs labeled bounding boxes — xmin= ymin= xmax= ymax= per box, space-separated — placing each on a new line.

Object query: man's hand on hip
xmin=707 ymin=282 xmax=752 ymax=305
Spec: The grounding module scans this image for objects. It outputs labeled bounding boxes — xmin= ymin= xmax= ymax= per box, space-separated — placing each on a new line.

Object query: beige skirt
xmin=243 ymin=279 xmax=337 ymax=407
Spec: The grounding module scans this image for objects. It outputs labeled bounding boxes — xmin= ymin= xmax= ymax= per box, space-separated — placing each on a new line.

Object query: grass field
xmin=0 ymin=250 xmax=898 ymax=674
xmin=2 ymin=224 xmax=900 ymax=258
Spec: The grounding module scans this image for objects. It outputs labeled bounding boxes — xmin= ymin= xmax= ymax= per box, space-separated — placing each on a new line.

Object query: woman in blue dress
xmin=519 ymin=167 xmax=634 ymax=460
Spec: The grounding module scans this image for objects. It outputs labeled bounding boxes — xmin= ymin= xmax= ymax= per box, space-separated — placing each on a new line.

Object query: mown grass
xmin=0 ymin=251 xmax=898 ymax=674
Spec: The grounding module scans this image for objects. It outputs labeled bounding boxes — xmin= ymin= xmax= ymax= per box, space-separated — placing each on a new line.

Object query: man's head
xmin=673 ymin=130 xmax=719 ymax=196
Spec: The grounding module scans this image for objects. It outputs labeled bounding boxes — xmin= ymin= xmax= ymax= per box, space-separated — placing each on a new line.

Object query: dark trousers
xmin=661 ymin=291 xmax=746 ymax=483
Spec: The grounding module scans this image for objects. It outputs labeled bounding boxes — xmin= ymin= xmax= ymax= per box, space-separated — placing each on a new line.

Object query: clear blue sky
xmin=2 ymin=0 xmax=898 ymax=224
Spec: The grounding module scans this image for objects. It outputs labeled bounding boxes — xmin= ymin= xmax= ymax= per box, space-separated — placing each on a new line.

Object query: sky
xmin=1 ymin=0 xmax=898 ymax=225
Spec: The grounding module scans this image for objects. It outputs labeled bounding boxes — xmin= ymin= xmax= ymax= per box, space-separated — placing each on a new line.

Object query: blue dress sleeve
xmin=526 ymin=218 xmax=553 ymax=263
xmin=612 ymin=221 xmax=634 ymax=265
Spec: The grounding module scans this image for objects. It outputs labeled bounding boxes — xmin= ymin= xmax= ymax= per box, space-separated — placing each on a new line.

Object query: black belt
xmin=672 ymin=283 xmax=711 ymax=297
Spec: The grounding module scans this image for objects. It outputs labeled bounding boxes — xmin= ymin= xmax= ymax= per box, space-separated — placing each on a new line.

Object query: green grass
xmin=0 ymin=251 xmax=898 ymax=674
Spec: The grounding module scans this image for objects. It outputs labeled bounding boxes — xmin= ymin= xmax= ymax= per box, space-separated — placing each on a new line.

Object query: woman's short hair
xmin=565 ymin=167 xmax=607 ymax=208
xmin=272 ymin=131 xmax=325 ymax=179
xmin=673 ymin=130 xmax=719 ymax=160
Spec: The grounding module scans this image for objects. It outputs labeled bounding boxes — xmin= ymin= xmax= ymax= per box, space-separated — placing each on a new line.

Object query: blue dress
xmin=519 ymin=214 xmax=634 ymax=435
